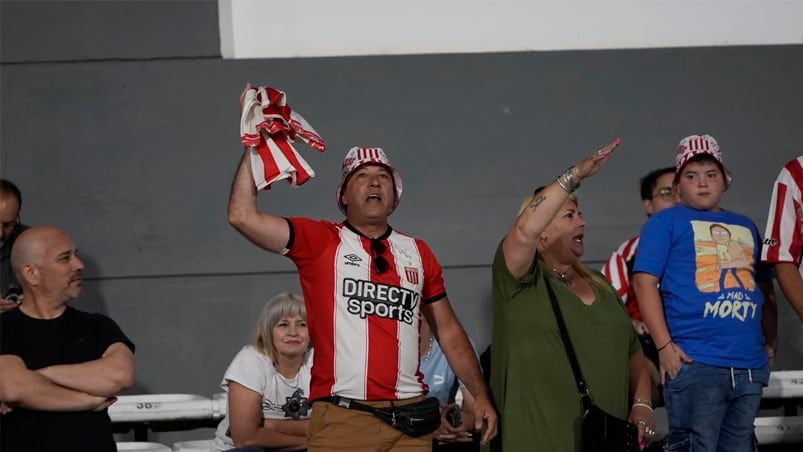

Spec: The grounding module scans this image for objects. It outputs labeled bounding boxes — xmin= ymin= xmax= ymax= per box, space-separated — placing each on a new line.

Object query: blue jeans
xmin=663 ymin=361 xmax=769 ymax=452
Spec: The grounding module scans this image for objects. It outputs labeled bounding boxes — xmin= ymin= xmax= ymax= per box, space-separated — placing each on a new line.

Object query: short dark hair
xmin=0 ymin=179 xmax=22 ymax=208
xmin=673 ymin=154 xmax=726 ymax=185
xmin=639 ymin=167 xmax=675 ymax=200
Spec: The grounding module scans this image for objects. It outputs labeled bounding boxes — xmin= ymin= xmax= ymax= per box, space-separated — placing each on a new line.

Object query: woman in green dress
xmin=488 ymin=139 xmax=656 ymax=452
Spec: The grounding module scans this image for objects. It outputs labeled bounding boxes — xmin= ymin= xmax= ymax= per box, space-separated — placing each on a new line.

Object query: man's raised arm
xmin=227 ymin=149 xmax=290 ymax=254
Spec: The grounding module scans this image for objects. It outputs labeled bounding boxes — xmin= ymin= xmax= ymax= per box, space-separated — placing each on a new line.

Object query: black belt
xmin=316 ymin=396 xmax=384 ymax=413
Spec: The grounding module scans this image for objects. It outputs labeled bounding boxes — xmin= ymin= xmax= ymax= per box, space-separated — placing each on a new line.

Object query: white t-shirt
xmin=211 ymin=345 xmax=314 ymax=451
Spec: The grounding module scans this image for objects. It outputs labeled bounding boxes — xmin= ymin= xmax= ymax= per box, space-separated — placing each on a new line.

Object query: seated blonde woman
xmin=212 ymin=293 xmax=313 ymax=452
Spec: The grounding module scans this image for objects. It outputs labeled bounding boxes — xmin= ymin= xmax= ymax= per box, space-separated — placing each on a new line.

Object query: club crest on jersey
xmin=404 ymin=267 xmax=419 ymax=284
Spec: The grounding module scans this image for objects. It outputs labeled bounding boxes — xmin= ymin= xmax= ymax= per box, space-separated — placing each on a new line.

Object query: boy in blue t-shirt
xmin=632 ymin=134 xmax=777 ymax=452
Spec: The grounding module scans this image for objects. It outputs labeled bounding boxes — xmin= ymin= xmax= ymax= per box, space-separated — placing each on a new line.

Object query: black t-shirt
xmin=0 ymin=306 xmax=135 ymax=452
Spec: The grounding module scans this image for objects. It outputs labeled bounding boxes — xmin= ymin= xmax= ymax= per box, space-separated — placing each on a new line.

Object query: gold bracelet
xmin=633 ymin=397 xmax=652 ymax=407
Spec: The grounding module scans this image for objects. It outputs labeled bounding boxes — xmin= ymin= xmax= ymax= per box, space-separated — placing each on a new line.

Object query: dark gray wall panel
xmin=3 ymin=46 xmax=802 ymax=276
xmin=0 ymin=0 xmax=220 ymax=63
xmin=3 ymin=46 xmax=803 ymax=419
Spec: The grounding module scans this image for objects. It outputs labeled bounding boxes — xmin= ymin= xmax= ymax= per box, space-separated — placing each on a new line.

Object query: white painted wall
xmin=219 ymin=0 xmax=803 ymax=59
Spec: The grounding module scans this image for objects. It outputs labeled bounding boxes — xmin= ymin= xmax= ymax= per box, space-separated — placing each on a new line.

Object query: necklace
xmin=278 ymin=372 xmax=301 ymax=389
xmin=422 ymin=336 xmax=434 ymax=361
xmin=551 ymin=267 xmax=573 ymax=286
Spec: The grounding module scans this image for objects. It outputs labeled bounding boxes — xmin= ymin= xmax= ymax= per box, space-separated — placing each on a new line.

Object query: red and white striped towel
xmin=240 ymin=86 xmax=326 ymax=189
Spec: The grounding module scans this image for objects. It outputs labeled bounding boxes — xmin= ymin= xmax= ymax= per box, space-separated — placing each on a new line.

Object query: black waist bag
xmin=582 ymin=404 xmax=639 ymax=452
xmin=327 ymin=396 xmax=442 ymax=437
xmin=371 ymin=396 xmax=442 ymax=437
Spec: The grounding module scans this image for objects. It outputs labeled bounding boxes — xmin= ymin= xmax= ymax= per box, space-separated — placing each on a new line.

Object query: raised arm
xmin=37 ymin=342 xmax=135 ymax=397
xmin=227 ymin=381 xmax=308 ymax=450
xmin=227 ymin=84 xmax=292 ymax=254
xmin=0 ymin=355 xmax=114 ymax=412
xmin=423 ymin=298 xmax=497 ymax=445
xmin=502 ymin=139 xmax=620 ymax=279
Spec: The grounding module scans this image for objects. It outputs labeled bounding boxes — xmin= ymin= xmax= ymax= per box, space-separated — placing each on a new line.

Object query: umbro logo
xmin=344 ymin=254 xmax=362 ymax=262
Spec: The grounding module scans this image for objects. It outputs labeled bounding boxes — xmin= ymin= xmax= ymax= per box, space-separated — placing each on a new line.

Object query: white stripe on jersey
xmin=332 ymin=230 xmax=370 ymax=398
xmin=387 ymin=233 xmax=425 ymax=400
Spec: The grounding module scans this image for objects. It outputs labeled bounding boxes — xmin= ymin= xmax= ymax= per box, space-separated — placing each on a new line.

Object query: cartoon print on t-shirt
xmin=692 ymin=221 xmax=756 ymax=292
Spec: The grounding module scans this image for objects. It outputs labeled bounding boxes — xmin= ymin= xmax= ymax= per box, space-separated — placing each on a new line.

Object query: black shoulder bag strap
xmin=544 ymin=277 xmax=594 ymax=412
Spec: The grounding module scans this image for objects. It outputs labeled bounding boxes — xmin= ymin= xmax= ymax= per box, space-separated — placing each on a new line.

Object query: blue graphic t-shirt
xmin=634 ymin=205 xmax=771 ymax=368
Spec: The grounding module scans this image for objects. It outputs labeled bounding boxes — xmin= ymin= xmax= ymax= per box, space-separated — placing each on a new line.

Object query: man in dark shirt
xmin=0 ymin=226 xmax=136 ymax=452
xmin=0 ymin=179 xmax=29 ymax=312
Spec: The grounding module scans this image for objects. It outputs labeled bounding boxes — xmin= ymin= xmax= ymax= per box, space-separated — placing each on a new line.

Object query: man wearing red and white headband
xmin=762 ymin=155 xmax=803 ymax=324
xmin=228 ymin=86 xmax=497 ymax=451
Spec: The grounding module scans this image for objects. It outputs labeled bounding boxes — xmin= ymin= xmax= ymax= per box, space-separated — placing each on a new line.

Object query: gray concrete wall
xmin=2 ymin=0 xmax=802 ymax=444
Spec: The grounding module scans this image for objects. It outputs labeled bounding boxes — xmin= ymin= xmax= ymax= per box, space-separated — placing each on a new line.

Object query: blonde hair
xmin=252 ymin=292 xmax=308 ymax=361
xmin=520 ymin=190 xmax=616 ymax=296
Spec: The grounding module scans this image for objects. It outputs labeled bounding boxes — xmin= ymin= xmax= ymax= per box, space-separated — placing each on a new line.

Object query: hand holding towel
xmin=240 ymin=86 xmax=326 ymax=189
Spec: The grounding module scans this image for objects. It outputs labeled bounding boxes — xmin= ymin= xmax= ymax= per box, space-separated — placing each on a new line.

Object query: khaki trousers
xmin=307 ymin=396 xmax=434 ymax=451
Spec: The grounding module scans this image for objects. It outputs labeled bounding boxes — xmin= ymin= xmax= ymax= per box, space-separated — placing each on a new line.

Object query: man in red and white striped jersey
xmin=229 ymin=139 xmax=497 ymax=449
xmin=762 ymin=156 xmax=803 ymax=324
xmin=602 ymin=166 xmax=678 ymax=406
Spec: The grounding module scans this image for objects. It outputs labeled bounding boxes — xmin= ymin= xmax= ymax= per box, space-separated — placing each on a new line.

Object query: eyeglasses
xmin=371 ymin=239 xmax=390 ymax=274
xmin=652 ymin=187 xmax=677 ymax=201
xmin=0 ymin=216 xmax=20 ymax=231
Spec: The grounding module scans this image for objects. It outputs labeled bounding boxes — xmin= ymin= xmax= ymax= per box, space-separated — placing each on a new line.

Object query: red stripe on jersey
xmin=788 ymin=160 xmax=803 ymax=263
xmin=306 ymin=239 xmax=339 ymax=399
xmin=274 ymin=135 xmax=313 ymax=186
xmin=787 ymin=158 xmax=803 ymax=195
xmin=765 ymin=158 xmax=803 ymax=264
xmin=622 ymin=237 xmax=638 ymax=261
xmin=766 ymin=183 xmax=788 ymax=263
xmin=256 ymin=137 xmax=281 ymax=185
xmin=365 ymin=236 xmax=403 ymax=399
xmin=614 ymin=258 xmax=628 ymax=297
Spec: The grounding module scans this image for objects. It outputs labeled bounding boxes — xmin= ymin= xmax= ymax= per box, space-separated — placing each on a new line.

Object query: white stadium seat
xmin=116 ymin=442 xmax=172 ymax=451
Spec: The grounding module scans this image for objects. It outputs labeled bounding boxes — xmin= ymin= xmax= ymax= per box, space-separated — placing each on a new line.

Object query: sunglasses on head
xmin=371 ymin=239 xmax=390 ymax=274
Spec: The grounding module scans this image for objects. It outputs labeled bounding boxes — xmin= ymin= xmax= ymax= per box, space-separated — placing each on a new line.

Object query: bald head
xmin=11 ymin=227 xmax=59 ymax=272
xmin=11 ymin=227 xmax=84 ymax=302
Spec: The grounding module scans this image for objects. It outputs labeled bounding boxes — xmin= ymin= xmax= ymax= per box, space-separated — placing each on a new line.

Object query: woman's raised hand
xmin=573 ymin=137 xmax=621 ymax=180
